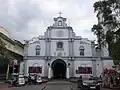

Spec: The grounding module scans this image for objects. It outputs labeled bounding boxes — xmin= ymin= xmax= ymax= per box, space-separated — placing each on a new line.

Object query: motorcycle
xmin=9 ymin=74 xmax=25 ymax=87
xmin=28 ymin=74 xmax=42 ymax=85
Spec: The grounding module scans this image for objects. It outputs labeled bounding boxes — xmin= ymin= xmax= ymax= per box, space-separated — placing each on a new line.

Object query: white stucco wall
xmin=74 ymin=40 xmax=92 ymax=56
xmin=96 ymin=60 xmax=114 ymax=77
xmin=96 ymin=60 xmax=103 ymax=77
xmin=28 ymin=40 xmax=45 ymax=56
xmin=103 ymin=60 xmax=114 ymax=69
xmin=50 ymin=29 xmax=69 ymax=38
xmin=50 ymin=40 xmax=69 ymax=56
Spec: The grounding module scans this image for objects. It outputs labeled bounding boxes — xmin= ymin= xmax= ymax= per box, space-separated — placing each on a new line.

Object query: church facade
xmin=20 ymin=15 xmax=114 ymax=79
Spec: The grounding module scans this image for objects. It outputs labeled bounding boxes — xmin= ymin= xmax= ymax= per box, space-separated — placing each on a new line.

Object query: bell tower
xmin=52 ymin=12 xmax=67 ymax=27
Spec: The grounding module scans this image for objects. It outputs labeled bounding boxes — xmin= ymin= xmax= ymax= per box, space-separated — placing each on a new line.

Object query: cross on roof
xmin=58 ymin=11 xmax=62 ymax=17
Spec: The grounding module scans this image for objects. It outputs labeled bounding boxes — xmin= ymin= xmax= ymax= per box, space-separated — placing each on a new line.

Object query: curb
xmin=0 ymin=85 xmax=16 ymax=89
xmin=69 ymin=80 xmax=77 ymax=83
xmin=42 ymin=80 xmax=48 ymax=83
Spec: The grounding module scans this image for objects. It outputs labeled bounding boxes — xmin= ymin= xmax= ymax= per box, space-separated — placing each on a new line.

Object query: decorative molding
xmin=24 ymin=56 xmax=28 ymax=60
xmin=44 ymin=56 xmax=51 ymax=60
xmin=46 ymin=26 xmax=73 ymax=30
xmin=68 ymin=26 xmax=72 ymax=30
xmin=47 ymin=26 xmax=52 ymax=30
xmin=37 ymin=38 xmax=82 ymax=41
xmin=32 ymin=41 xmax=40 ymax=44
xmin=68 ymin=57 xmax=75 ymax=61
xmin=57 ymin=52 xmax=62 ymax=57
xmin=80 ymin=41 xmax=90 ymax=45
xmin=68 ymin=38 xmax=75 ymax=42
xmin=45 ymin=38 xmax=51 ymax=42
xmin=56 ymin=48 xmax=64 ymax=51
xmin=24 ymin=56 xmax=112 ymax=61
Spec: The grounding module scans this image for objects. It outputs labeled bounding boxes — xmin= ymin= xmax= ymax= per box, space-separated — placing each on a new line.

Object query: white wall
xmin=50 ymin=40 xmax=69 ymax=56
xmin=104 ymin=60 xmax=114 ymax=69
xmin=50 ymin=29 xmax=69 ymax=38
xmin=28 ymin=40 xmax=45 ymax=56
xmin=95 ymin=60 xmax=114 ymax=77
xmin=74 ymin=40 xmax=92 ymax=56
xmin=96 ymin=60 xmax=102 ymax=77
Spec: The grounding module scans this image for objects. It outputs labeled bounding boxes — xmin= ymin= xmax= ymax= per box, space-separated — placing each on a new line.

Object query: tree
xmin=0 ymin=39 xmax=6 ymax=56
xmin=93 ymin=0 xmax=120 ymax=64
xmin=91 ymin=24 xmax=105 ymax=49
xmin=112 ymin=39 xmax=120 ymax=64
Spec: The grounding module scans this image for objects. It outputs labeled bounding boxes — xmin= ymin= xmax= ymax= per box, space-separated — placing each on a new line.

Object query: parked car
xmin=77 ymin=76 xmax=100 ymax=90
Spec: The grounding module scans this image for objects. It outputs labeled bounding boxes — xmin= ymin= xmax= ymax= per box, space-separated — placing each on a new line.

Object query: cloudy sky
xmin=0 ymin=0 xmax=98 ymax=42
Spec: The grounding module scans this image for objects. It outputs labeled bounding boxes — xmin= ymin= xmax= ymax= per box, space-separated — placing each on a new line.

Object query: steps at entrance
xmin=47 ymin=80 xmax=72 ymax=85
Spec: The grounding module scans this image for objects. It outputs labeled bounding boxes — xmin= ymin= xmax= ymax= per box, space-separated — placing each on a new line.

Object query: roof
xmin=0 ymin=27 xmax=11 ymax=39
xmin=0 ymin=31 xmax=24 ymax=48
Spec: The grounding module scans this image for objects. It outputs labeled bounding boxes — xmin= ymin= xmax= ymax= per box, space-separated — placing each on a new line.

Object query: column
xmin=24 ymin=42 xmax=28 ymax=76
xmin=48 ymin=66 xmax=51 ymax=79
xmin=24 ymin=60 xmax=28 ymax=76
xmin=91 ymin=41 xmax=97 ymax=77
xmin=101 ymin=59 xmax=104 ymax=77
xmin=100 ymin=48 xmax=104 ymax=77
xmin=92 ymin=59 xmax=96 ymax=77
xmin=66 ymin=67 xmax=70 ymax=79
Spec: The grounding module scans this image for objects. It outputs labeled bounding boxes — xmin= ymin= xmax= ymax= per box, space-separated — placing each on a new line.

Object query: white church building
xmin=20 ymin=14 xmax=114 ymax=79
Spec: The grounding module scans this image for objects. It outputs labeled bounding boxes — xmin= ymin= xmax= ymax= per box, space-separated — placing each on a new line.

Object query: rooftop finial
xmin=58 ymin=11 xmax=62 ymax=17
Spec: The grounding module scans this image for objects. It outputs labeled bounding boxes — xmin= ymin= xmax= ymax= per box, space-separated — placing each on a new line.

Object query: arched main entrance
xmin=51 ymin=59 xmax=66 ymax=79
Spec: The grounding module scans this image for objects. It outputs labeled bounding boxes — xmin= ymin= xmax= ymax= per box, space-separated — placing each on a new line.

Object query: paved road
xmin=0 ymin=80 xmax=116 ymax=90
xmin=72 ymin=83 xmax=114 ymax=90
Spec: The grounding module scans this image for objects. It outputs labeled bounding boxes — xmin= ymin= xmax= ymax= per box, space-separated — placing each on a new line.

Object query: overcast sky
xmin=0 ymin=0 xmax=98 ymax=43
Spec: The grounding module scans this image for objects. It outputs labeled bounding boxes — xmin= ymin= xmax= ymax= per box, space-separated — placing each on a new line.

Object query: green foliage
xmin=91 ymin=24 xmax=105 ymax=49
xmin=106 ymin=30 xmax=115 ymax=56
xmin=112 ymin=39 xmax=120 ymax=64
xmin=94 ymin=0 xmax=120 ymax=28
xmin=93 ymin=0 xmax=120 ymax=64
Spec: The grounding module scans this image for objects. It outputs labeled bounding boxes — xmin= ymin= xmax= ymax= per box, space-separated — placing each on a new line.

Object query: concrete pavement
xmin=0 ymin=80 xmax=119 ymax=90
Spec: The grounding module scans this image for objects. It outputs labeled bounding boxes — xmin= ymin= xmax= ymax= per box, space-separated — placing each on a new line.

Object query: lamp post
xmin=48 ymin=62 xmax=51 ymax=79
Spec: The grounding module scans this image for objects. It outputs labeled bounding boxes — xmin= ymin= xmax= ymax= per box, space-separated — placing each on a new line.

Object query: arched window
xmin=35 ymin=45 xmax=40 ymax=55
xmin=58 ymin=21 xmax=62 ymax=26
xmin=79 ymin=45 xmax=85 ymax=56
xmin=57 ymin=42 xmax=63 ymax=48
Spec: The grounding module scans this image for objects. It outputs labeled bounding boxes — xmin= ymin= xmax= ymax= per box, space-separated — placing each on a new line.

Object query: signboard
xmin=29 ymin=67 xmax=42 ymax=73
xmin=76 ymin=67 xmax=92 ymax=74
